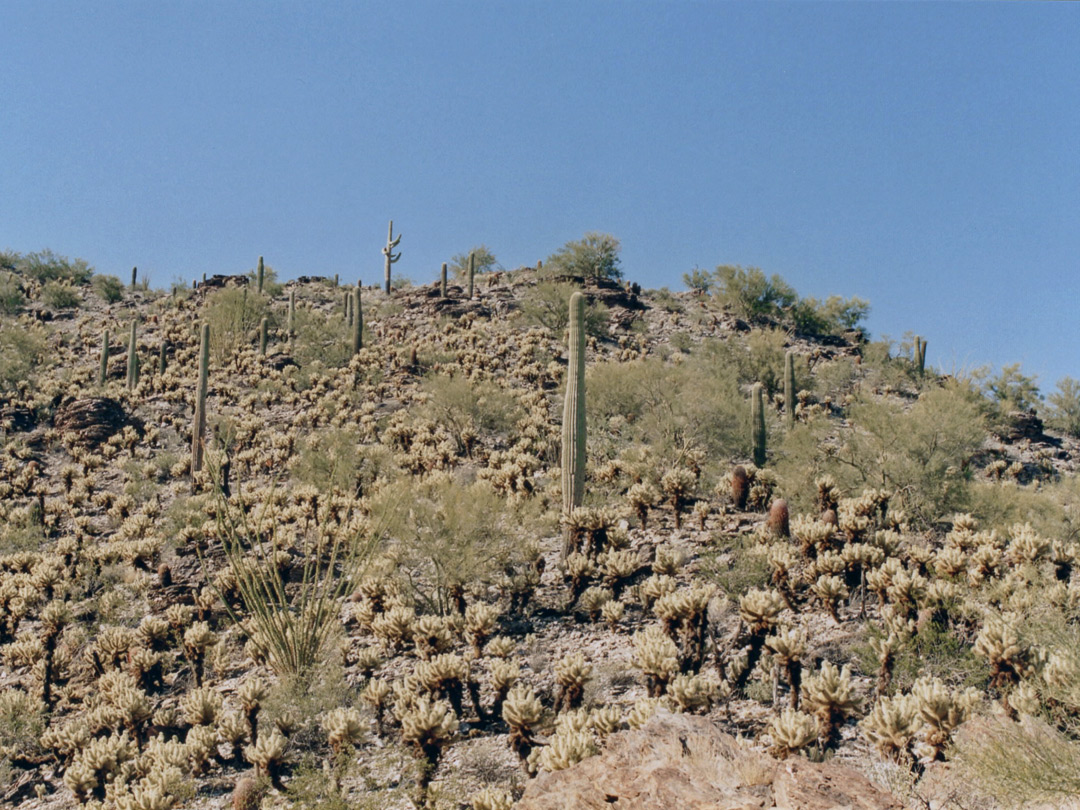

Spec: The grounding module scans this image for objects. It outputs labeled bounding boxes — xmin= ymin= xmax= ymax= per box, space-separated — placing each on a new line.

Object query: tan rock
xmin=516 ymin=710 xmax=901 ymax=810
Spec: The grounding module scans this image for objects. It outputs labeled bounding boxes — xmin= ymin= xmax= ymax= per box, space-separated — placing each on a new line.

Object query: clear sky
xmin=2 ymin=2 xmax=1077 ymax=391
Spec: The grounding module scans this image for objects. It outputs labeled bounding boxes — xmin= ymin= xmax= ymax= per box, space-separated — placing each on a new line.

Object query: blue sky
xmin=2 ymin=2 xmax=1077 ymax=391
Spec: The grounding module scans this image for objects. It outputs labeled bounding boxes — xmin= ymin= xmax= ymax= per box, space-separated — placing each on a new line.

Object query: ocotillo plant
xmin=99 ymin=328 xmax=110 ymax=387
xmin=383 ymin=220 xmax=402 ymax=294
xmin=126 ymin=320 xmax=138 ymax=391
xmin=259 ymin=317 xmax=269 ymax=356
xmin=784 ymin=351 xmax=796 ymax=428
xmin=752 ymin=382 xmax=767 ymax=467
xmin=441 ymin=262 xmax=448 ymax=298
xmin=561 ymin=291 xmax=587 ymax=560
xmin=257 ymin=256 xmax=265 ymax=294
xmin=130 ymin=266 xmax=138 ymax=291
xmin=467 ymin=252 xmax=475 ymax=300
xmin=192 ymin=324 xmax=210 ymax=491
xmin=352 ymin=286 xmax=363 ymax=354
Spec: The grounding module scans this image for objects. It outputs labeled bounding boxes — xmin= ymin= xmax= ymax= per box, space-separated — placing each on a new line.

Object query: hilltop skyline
xmin=2 ymin=1 xmax=1077 ymax=390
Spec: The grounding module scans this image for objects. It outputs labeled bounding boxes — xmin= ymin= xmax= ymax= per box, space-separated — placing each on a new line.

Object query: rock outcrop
xmin=516 ymin=711 xmax=902 ymax=810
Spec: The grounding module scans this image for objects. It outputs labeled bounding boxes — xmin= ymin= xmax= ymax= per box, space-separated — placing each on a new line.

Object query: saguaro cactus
xmin=259 ymin=317 xmax=269 ymax=356
xmin=344 ymin=289 xmax=352 ymax=324
xmin=159 ymin=340 xmax=168 ymax=376
xmin=561 ymin=292 xmax=587 ymax=560
xmin=257 ymin=256 xmax=265 ymax=294
xmin=99 ymin=328 xmax=110 ymax=387
xmin=784 ymin=351 xmax=796 ymax=428
xmin=467 ymin=252 xmax=475 ymax=300
xmin=383 ymin=220 xmax=402 ymax=294
xmin=914 ymin=336 xmax=927 ymax=375
xmin=440 ymin=263 xmax=448 ymax=298
xmin=352 ymin=286 xmax=363 ymax=354
xmin=192 ymin=324 xmax=210 ymax=490
xmin=126 ymin=320 xmax=138 ymax=391
xmin=752 ymin=382 xmax=767 ymax=467
xmin=287 ymin=289 xmax=296 ymax=342
xmin=130 ymin=266 xmax=138 ymax=291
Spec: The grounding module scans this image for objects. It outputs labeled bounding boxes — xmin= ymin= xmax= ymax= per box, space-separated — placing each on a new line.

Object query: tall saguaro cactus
xmin=784 ymin=351 xmax=796 ymax=428
xmin=751 ymin=382 xmax=767 ymax=467
xmin=257 ymin=256 xmax=265 ymax=294
xmin=383 ymin=220 xmax=403 ymax=294
xmin=99 ymin=328 xmax=110 ymax=387
xmin=561 ymin=292 xmax=587 ymax=560
xmin=352 ymin=286 xmax=363 ymax=354
xmin=259 ymin=317 xmax=269 ymax=356
xmin=467 ymin=252 xmax=476 ymax=300
xmin=287 ymin=289 xmax=296 ymax=343
xmin=126 ymin=320 xmax=138 ymax=391
xmin=192 ymin=324 xmax=210 ymax=491
xmin=914 ymin=336 xmax=927 ymax=375
xmin=130 ymin=266 xmax=138 ymax=291
xmin=440 ymin=263 xmax=448 ymax=298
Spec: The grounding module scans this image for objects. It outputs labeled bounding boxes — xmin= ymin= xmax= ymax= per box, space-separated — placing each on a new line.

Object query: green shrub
xmin=91 ymin=273 xmax=125 ymax=303
xmin=0 ymin=320 xmax=48 ymax=393
xmin=203 ymin=286 xmax=272 ymax=362
xmin=711 ymin=265 xmax=797 ymax=322
xmin=518 ymin=281 xmax=609 ymax=338
xmin=40 ymin=279 xmax=82 ymax=309
xmin=287 ymin=304 xmax=355 ymax=369
xmin=369 ymin=475 xmax=528 ymax=614
xmin=0 ymin=273 xmax=26 ymax=314
xmin=1046 ymin=377 xmax=1080 ymax=438
xmin=790 ymin=295 xmax=870 ymax=337
xmin=14 ymin=249 xmax=94 ymax=284
xmin=290 ymin=429 xmax=396 ymax=497
xmin=419 ymin=374 xmax=522 ymax=452
xmin=448 ymin=245 xmax=500 ymax=279
xmin=542 ymin=232 xmax=622 ymax=281
xmin=776 ymin=384 xmax=985 ymax=525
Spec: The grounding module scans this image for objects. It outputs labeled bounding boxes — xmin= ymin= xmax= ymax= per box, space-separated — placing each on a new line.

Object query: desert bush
xmin=203 ymin=286 xmax=272 ymax=362
xmin=40 ymin=279 xmax=82 ymax=309
xmin=419 ymin=374 xmax=522 ymax=452
xmin=370 ymin=474 xmax=526 ymax=614
xmin=518 ymin=281 xmax=610 ymax=338
xmin=0 ymin=273 xmax=26 ymax=314
xmin=287 ymin=303 xmax=356 ymax=370
xmin=247 ymin=261 xmax=284 ymax=297
xmin=711 ymin=265 xmax=797 ymax=322
xmin=12 ymin=249 xmax=94 ymax=284
xmin=1046 ymin=377 xmax=1080 ymax=438
xmin=776 ymin=384 xmax=985 ymax=525
xmin=448 ymin=245 xmax=500 ymax=278
xmin=542 ymin=232 xmax=622 ymax=281
xmin=291 ymin=428 xmax=394 ymax=497
xmin=0 ymin=320 xmax=48 ymax=393
xmin=92 ymin=274 xmax=125 ymax=303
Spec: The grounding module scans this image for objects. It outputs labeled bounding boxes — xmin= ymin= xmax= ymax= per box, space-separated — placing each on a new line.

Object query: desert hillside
xmin=1 ymin=247 xmax=1079 ymax=810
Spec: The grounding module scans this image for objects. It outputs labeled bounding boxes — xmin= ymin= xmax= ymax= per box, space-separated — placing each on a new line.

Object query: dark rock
xmin=54 ymin=397 xmax=140 ymax=446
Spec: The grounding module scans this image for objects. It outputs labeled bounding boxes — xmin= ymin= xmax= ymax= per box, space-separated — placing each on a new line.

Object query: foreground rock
xmin=516 ymin=711 xmax=902 ymax=810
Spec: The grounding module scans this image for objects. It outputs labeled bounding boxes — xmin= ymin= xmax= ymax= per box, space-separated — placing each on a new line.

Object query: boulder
xmin=516 ymin=711 xmax=901 ymax=810
xmin=54 ymin=397 xmax=139 ymax=446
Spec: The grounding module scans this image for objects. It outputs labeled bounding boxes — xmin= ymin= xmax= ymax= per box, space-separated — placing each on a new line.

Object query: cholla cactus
xmin=627 ymin=481 xmax=659 ymax=529
xmin=371 ymin=605 xmax=415 ymax=651
xmin=601 ymin=549 xmax=639 ymax=596
xmin=464 ymin=603 xmax=500 ymax=657
xmin=535 ymin=729 xmax=597 ymax=773
xmin=412 ymin=614 xmax=455 ymax=660
xmin=244 ymin=727 xmax=288 ymax=789
xmin=554 ymin=652 xmax=593 ymax=712
xmin=910 ymin=676 xmax=979 ymax=762
xmin=417 ymin=653 xmax=468 ymax=716
xmin=766 ymin=627 xmax=806 ymax=709
xmin=182 ymin=621 xmax=216 ymax=686
xmin=180 ymin=686 xmax=222 ymax=727
xmin=563 ymin=551 xmax=596 ymax=608
xmin=768 ymin=708 xmax=819 ymax=759
xmin=812 ymin=574 xmax=848 ymax=623
xmin=639 ymin=573 xmax=677 ymax=609
xmin=578 ymin=585 xmax=613 ymax=622
xmin=633 ymin=626 xmax=680 ymax=697
xmin=974 ymin=615 xmax=1032 ymax=691
xmin=361 ymin=678 xmax=392 ymax=735
xmin=661 ymin=468 xmax=696 ymax=530
xmin=791 ymin=515 xmax=834 ymax=558
xmin=502 ymin=684 xmax=544 ymax=767
xmin=484 ymin=636 xmax=517 ymax=659
xmin=588 ymin=705 xmax=622 ymax=738
xmin=667 ymin=672 xmax=719 ymax=714
xmin=860 ymin=693 xmax=919 ymax=761
xmin=238 ymin=677 xmax=268 ymax=748
xmin=601 ymin=599 xmax=624 ymax=630
xmin=802 ymin=661 xmax=861 ymax=749
xmin=869 ymin=632 xmax=901 ymax=693
xmin=323 ymin=707 xmax=365 ymax=755
xmin=471 ymin=787 xmax=515 ymax=810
